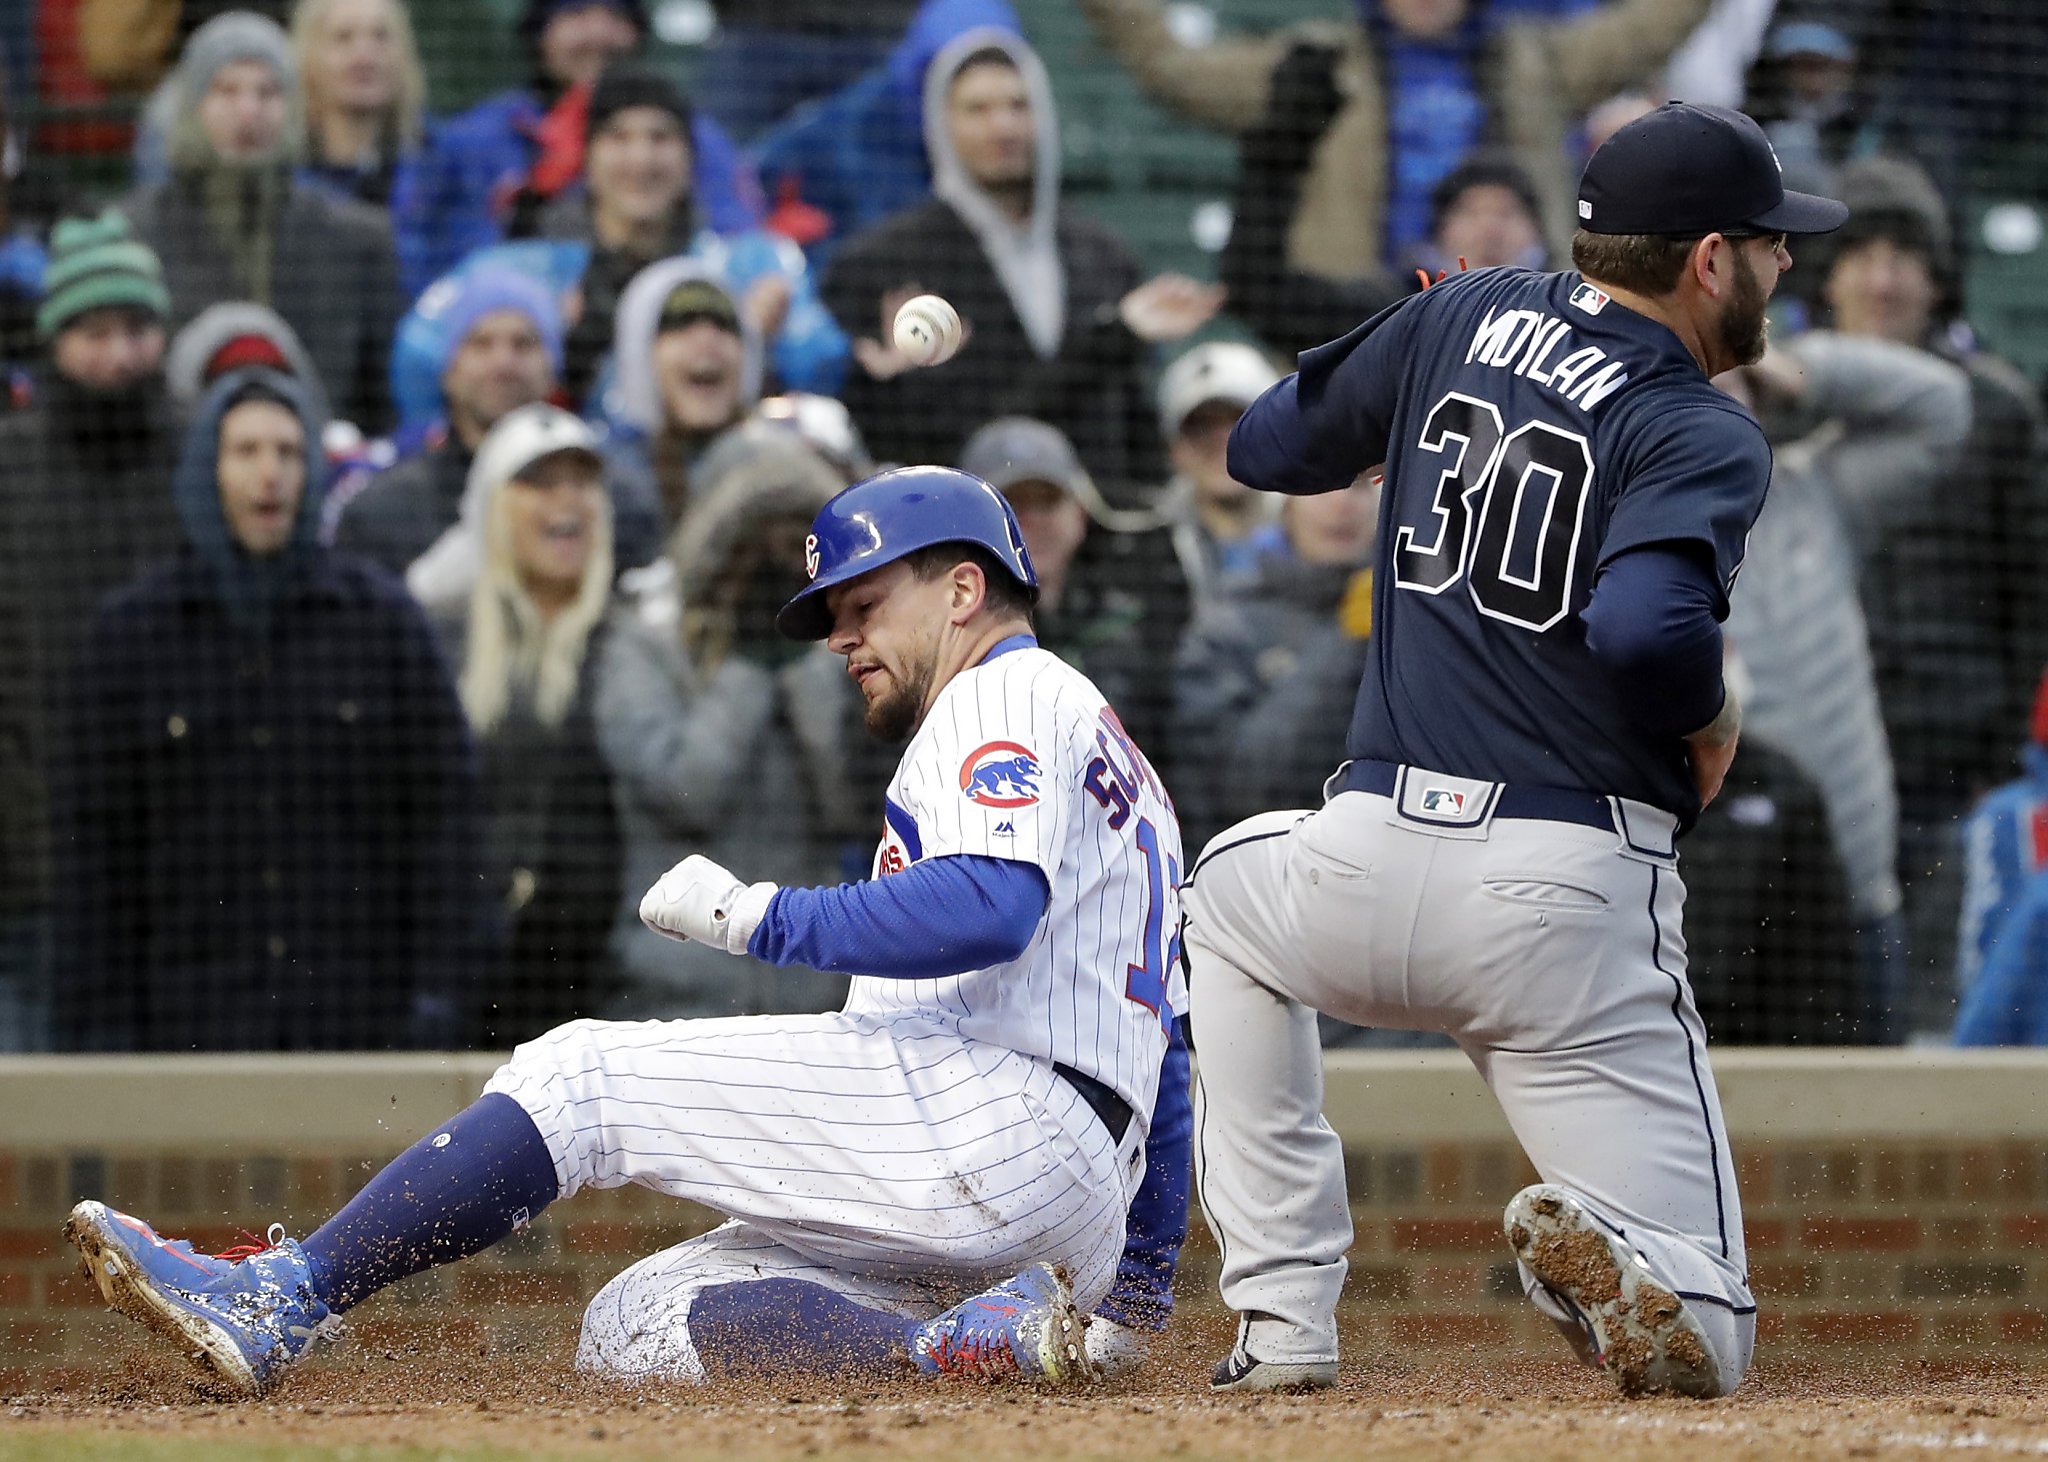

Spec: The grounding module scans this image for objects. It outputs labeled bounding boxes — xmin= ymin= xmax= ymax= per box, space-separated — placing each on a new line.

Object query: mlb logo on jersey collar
xmin=1570 ymin=281 xmax=1611 ymax=315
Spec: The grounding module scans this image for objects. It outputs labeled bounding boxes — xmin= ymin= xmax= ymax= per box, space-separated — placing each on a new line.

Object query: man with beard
xmin=1179 ymin=104 xmax=1846 ymax=1401
xmin=0 ymin=212 xmax=181 ymax=1048
xmin=67 ymin=466 xmax=1188 ymax=1395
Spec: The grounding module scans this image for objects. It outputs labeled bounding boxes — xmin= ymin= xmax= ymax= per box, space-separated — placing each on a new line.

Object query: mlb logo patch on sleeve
xmin=960 ymin=741 xmax=1042 ymax=808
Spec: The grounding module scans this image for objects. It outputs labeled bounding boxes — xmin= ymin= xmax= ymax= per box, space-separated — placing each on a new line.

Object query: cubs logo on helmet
xmin=960 ymin=741 xmax=1041 ymax=808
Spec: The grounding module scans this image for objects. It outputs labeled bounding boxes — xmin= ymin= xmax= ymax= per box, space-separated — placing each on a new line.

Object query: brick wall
xmin=6 ymin=1051 xmax=2047 ymax=1386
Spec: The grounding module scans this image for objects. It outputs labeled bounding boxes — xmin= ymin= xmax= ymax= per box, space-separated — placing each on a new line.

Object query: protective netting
xmin=0 ymin=0 xmax=2042 ymax=1051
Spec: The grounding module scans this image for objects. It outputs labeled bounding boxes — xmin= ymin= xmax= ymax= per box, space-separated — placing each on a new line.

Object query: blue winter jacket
xmin=389 ymin=91 xmax=763 ymax=304
xmin=1957 ymin=739 xmax=2048 ymax=998
xmin=388 ymin=233 xmax=845 ymax=433
xmin=750 ymin=0 xmax=1019 ymax=268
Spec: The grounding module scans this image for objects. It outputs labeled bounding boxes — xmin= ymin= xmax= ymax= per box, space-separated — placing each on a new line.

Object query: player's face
xmin=216 ymin=400 xmax=307 ymax=558
xmin=946 ymin=61 xmax=1035 ymax=193
xmin=587 ymin=107 xmax=692 ymax=232
xmin=443 ymin=310 xmax=554 ymax=444
xmin=538 ymin=3 xmax=639 ymax=89
xmin=824 ymin=560 xmax=950 ymax=742
xmin=652 ymin=320 xmax=745 ymax=433
xmin=1170 ymin=399 xmax=1254 ymax=511
xmin=198 ymin=60 xmax=290 ymax=162
xmin=1823 ymin=237 xmax=1938 ymax=347
xmin=1713 ymin=235 xmax=1786 ymax=370
xmin=52 ymin=306 xmax=166 ymax=395
xmin=503 ymin=451 xmax=604 ymax=599
xmin=1436 ymin=184 xmax=1542 ymax=270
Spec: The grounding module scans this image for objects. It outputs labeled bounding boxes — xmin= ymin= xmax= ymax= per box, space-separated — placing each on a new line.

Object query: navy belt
xmin=1055 ymin=1061 xmax=1132 ymax=1143
xmin=1341 ymin=758 xmax=1618 ymax=833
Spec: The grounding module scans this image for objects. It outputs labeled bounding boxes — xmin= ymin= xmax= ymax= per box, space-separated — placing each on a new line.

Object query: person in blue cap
xmin=65 ymin=462 xmax=1194 ymax=1394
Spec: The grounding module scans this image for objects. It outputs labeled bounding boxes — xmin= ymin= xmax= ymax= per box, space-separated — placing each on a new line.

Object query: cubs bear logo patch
xmin=960 ymin=741 xmax=1041 ymax=808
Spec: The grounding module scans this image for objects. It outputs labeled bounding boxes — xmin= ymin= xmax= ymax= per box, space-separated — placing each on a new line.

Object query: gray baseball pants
xmin=1182 ymin=765 xmax=1755 ymax=1390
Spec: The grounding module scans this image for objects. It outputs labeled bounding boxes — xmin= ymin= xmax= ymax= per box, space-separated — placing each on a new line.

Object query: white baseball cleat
xmin=1504 ymin=1184 xmax=1723 ymax=1399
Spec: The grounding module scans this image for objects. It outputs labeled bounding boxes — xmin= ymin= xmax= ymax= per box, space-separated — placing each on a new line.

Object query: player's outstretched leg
xmin=63 ymin=1091 xmax=559 ymax=1396
xmin=1503 ymin=1185 xmax=1722 ymax=1399
xmin=687 ymin=1266 xmax=1093 ymax=1385
xmin=65 ymin=1203 xmax=333 ymax=1397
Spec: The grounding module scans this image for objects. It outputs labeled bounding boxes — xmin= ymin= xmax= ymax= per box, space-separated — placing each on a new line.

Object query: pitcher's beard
xmin=1718 ymin=250 xmax=1772 ymax=367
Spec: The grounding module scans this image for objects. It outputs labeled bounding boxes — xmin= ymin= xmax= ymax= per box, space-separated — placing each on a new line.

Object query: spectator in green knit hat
xmin=0 ymin=209 xmax=182 ymax=1054
xmin=35 ymin=211 xmax=173 ymax=394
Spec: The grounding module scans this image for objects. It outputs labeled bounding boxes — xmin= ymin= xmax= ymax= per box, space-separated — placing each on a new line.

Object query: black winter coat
xmin=822 ymin=198 xmax=1163 ymax=503
xmin=433 ymin=606 xmax=622 ymax=1044
xmin=51 ymin=550 xmax=491 ymax=1051
xmin=0 ymin=376 xmax=183 ymax=915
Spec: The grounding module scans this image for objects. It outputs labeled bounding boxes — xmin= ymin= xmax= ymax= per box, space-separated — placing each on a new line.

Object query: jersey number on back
xmin=1083 ymin=709 xmax=1178 ymax=1030
xmin=1391 ymin=391 xmax=1594 ymax=632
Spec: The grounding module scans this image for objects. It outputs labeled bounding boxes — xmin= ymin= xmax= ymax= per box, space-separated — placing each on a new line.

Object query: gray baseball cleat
xmin=1504 ymin=1184 xmax=1723 ymax=1399
xmin=1209 ymin=1320 xmax=1338 ymax=1393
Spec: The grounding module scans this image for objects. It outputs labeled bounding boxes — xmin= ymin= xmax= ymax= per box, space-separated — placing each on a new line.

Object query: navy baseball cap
xmin=1577 ymin=102 xmax=1849 ymax=238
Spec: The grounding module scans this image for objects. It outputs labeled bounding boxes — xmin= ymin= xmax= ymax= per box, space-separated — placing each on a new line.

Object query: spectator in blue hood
xmin=387 ymin=0 xmax=761 ymax=303
xmin=751 ymin=0 xmax=1021 ymax=267
xmin=51 ymin=369 xmax=493 ymax=1051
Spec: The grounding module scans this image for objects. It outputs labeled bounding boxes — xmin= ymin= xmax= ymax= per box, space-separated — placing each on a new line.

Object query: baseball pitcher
xmin=1185 ymin=104 xmax=1848 ymax=1399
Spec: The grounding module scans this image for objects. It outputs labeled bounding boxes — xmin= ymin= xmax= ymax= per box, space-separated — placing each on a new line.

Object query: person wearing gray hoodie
xmin=121 ymin=12 xmax=402 ymax=432
xmin=593 ymin=425 xmax=873 ymax=1019
xmin=821 ymin=29 xmax=1219 ymax=504
xmin=1719 ymin=332 xmax=1971 ymax=1041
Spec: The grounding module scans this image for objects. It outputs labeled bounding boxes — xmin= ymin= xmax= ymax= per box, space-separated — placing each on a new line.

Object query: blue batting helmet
xmin=776 ymin=465 xmax=1039 ymax=640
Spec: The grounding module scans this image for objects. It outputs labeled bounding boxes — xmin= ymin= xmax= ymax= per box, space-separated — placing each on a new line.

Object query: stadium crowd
xmin=0 ymin=0 xmax=2043 ymax=1053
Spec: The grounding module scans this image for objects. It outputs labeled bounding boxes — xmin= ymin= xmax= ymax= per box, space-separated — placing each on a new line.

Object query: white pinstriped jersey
xmin=853 ymin=643 xmax=1185 ymax=1123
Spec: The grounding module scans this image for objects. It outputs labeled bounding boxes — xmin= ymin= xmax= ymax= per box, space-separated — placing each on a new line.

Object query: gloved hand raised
xmin=639 ymin=854 xmax=779 ymax=956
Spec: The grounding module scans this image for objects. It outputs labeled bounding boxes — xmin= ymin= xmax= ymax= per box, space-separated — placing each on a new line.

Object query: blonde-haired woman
xmin=435 ymin=403 xmax=622 ymax=1041
xmin=292 ymin=0 xmax=426 ymax=208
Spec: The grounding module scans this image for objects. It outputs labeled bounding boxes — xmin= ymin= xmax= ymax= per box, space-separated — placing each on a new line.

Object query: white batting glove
xmin=638 ymin=855 xmax=779 ymax=956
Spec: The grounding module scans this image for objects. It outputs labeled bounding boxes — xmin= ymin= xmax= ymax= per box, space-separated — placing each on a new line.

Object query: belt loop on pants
xmin=1054 ymin=1061 xmax=1132 ymax=1144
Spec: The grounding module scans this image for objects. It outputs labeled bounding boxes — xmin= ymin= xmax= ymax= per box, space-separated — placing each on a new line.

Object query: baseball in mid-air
xmin=892 ymin=294 xmax=963 ymax=366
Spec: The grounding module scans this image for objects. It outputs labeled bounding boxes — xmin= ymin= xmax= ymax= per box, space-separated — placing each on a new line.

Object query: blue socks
xmin=301 ymin=1092 xmax=560 ymax=1310
xmin=689 ymin=1279 xmax=920 ymax=1380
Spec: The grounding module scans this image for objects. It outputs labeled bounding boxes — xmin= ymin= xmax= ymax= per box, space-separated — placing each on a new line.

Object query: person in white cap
xmin=427 ymin=404 xmax=626 ymax=1041
xmin=1153 ymin=341 xmax=1283 ymax=603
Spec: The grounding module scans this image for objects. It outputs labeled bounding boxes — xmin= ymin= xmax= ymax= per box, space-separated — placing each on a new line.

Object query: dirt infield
xmin=7 ymin=1305 xmax=2048 ymax=1462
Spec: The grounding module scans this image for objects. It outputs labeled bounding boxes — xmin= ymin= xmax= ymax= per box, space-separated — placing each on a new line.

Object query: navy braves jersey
xmin=1228 ymin=267 xmax=1772 ymax=823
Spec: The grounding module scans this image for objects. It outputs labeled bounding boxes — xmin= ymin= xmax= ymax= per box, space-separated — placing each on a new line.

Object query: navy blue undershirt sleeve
xmin=1601 ymin=402 xmax=1773 ymax=612
xmin=747 ymin=855 xmax=1051 ymax=978
xmin=1581 ymin=544 xmax=1727 ymax=738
